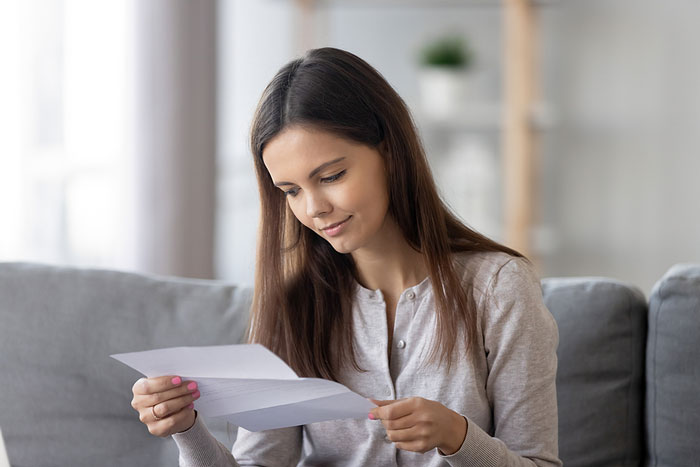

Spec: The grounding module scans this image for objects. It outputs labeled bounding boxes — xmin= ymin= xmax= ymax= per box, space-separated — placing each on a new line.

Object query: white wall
xmin=216 ymin=0 xmax=295 ymax=285
xmin=539 ymin=0 xmax=700 ymax=294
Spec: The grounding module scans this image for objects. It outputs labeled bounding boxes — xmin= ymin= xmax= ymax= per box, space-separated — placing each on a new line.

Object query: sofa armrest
xmin=542 ymin=277 xmax=646 ymax=467
xmin=646 ymin=263 xmax=700 ymax=466
xmin=0 ymin=262 xmax=252 ymax=467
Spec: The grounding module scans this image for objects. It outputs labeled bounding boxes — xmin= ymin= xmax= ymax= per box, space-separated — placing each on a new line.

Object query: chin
xmin=329 ymin=243 xmax=353 ymax=254
xmin=325 ymin=238 xmax=356 ymax=255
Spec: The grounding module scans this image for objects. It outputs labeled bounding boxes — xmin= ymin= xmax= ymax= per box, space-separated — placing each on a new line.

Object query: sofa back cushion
xmin=646 ymin=264 xmax=700 ymax=467
xmin=542 ymin=277 xmax=647 ymax=467
xmin=0 ymin=263 xmax=252 ymax=467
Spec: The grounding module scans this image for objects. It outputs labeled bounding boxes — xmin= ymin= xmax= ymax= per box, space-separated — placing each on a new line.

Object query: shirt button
xmin=406 ymin=291 xmax=415 ymax=301
xmin=397 ymin=340 xmax=406 ymax=349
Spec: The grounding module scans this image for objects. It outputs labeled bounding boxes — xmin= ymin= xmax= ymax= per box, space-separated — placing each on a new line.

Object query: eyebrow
xmin=273 ymin=157 xmax=346 ymax=187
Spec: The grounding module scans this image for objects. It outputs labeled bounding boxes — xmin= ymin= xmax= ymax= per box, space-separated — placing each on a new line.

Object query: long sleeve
xmin=232 ymin=425 xmax=302 ymax=466
xmin=172 ymin=412 xmax=303 ymax=467
xmin=441 ymin=257 xmax=562 ymax=466
xmin=172 ymin=413 xmax=239 ymax=467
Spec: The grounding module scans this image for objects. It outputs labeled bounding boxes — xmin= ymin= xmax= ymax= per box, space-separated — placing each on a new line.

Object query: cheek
xmin=287 ymin=199 xmax=314 ymax=230
xmin=358 ymin=181 xmax=390 ymax=221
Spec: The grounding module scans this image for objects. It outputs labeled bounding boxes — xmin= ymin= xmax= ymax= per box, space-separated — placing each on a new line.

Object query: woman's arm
xmin=441 ymin=257 xmax=561 ymax=467
xmin=172 ymin=412 xmax=302 ymax=467
xmin=172 ymin=412 xmax=239 ymax=467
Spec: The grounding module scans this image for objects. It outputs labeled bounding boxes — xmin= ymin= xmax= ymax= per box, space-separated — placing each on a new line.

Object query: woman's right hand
xmin=131 ymin=375 xmax=201 ymax=437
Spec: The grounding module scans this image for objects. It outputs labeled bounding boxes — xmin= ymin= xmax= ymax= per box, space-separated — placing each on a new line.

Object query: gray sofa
xmin=0 ymin=262 xmax=698 ymax=466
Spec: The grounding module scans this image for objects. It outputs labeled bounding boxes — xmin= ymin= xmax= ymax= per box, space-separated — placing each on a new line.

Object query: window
xmin=0 ymin=0 xmax=136 ymax=269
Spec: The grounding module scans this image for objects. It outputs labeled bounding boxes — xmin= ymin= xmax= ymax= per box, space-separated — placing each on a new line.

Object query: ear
xmin=378 ymin=139 xmax=389 ymax=158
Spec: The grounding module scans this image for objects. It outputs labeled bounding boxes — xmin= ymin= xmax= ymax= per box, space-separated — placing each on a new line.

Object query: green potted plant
xmin=417 ymin=34 xmax=474 ymax=119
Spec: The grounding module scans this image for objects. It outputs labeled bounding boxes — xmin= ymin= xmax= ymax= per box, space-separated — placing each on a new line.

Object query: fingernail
xmin=188 ymin=403 xmax=194 ymax=409
xmin=187 ymin=382 xmax=197 ymax=391
xmin=368 ymin=413 xmax=376 ymax=420
xmin=171 ymin=376 xmax=182 ymax=385
xmin=192 ymin=390 xmax=201 ymax=400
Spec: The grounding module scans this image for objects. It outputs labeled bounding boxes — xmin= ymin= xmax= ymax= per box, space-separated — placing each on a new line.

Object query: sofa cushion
xmin=541 ymin=277 xmax=647 ymax=467
xmin=646 ymin=264 xmax=700 ymax=467
xmin=0 ymin=263 xmax=252 ymax=467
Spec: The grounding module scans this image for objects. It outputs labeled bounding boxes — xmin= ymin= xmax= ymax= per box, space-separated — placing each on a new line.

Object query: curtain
xmin=132 ymin=0 xmax=217 ymax=279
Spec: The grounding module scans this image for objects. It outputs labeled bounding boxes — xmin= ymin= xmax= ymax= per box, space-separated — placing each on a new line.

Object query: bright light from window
xmin=0 ymin=0 xmax=136 ymax=269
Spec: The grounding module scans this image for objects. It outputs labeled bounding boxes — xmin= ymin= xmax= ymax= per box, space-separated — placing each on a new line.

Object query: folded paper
xmin=111 ymin=344 xmax=375 ymax=431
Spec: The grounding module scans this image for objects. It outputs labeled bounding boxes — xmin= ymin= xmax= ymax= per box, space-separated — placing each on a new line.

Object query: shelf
xmin=292 ymin=0 xmax=559 ymax=8
xmin=413 ymin=101 xmax=556 ymax=132
xmin=413 ymin=102 xmax=501 ymax=131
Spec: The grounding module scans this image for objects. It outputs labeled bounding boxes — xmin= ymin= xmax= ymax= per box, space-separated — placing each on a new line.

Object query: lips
xmin=321 ymin=217 xmax=351 ymax=231
xmin=320 ymin=216 xmax=352 ymax=237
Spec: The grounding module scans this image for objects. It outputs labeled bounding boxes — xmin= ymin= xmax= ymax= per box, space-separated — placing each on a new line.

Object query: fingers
xmin=383 ymin=421 xmax=437 ymax=454
xmin=142 ymin=381 xmax=199 ymax=409
xmin=147 ymin=405 xmax=197 ymax=438
xmin=368 ymin=397 xmax=453 ymax=454
xmin=369 ymin=397 xmax=416 ymax=421
xmin=380 ymin=413 xmax=415 ymax=431
xmin=383 ymin=425 xmax=436 ymax=454
xmin=131 ymin=375 xmax=201 ymax=438
xmin=385 ymin=425 xmax=423 ymax=443
xmin=132 ymin=375 xmax=183 ymax=395
xmin=131 ymin=376 xmax=197 ymax=412
xmin=370 ymin=398 xmax=393 ymax=407
xmin=150 ymin=388 xmax=200 ymax=421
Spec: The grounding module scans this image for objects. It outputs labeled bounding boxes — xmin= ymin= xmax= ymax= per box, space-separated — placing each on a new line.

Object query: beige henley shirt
xmin=172 ymin=251 xmax=562 ymax=466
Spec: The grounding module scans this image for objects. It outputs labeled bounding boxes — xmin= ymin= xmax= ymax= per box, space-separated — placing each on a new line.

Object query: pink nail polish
xmin=187 ymin=382 xmax=197 ymax=391
xmin=171 ymin=376 xmax=182 ymax=385
xmin=368 ymin=413 xmax=376 ymax=420
xmin=192 ymin=390 xmax=201 ymax=399
xmin=188 ymin=403 xmax=194 ymax=409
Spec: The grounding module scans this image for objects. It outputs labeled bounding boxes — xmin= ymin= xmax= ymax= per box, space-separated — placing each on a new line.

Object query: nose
xmin=306 ymin=191 xmax=331 ymax=218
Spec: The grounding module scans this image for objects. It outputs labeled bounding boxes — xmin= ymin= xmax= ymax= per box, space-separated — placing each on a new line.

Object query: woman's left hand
xmin=369 ymin=397 xmax=468 ymax=455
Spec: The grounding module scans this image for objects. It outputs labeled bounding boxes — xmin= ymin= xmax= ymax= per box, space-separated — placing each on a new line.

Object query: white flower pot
xmin=418 ymin=67 xmax=472 ymax=119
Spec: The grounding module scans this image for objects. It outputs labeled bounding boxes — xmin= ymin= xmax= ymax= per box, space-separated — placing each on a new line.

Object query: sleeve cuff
xmin=171 ymin=412 xmax=228 ymax=466
xmin=439 ymin=417 xmax=504 ymax=467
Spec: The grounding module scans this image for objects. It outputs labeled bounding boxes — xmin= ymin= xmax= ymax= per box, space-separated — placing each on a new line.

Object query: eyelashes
xmin=320 ymin=169 xmax=346 ymax=184
xmin=284 ymin=170 xmax=347 ymax=197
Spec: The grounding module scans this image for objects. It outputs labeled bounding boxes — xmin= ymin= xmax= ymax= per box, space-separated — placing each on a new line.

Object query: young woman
xmin=130 ymin=47 xmax=561 ymax=466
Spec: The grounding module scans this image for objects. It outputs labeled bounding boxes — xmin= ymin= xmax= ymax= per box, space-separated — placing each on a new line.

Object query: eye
xmin=320 ymin=170 xmax=346 ymax=183
xmin=284 ymin=187 xmax=300 ymax=197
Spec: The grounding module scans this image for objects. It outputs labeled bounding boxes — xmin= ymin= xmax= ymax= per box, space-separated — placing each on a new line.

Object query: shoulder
xmin=451 ymin=250 xmax=537 ymax=300
xmin=452 ymin=251 xmax=551 ymax=331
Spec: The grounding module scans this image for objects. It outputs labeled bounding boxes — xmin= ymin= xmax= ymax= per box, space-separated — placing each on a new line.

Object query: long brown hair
xmin=248 ymin=47 xmax=524 ymax=380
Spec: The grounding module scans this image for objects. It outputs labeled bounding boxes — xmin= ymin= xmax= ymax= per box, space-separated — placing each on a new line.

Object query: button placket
xmin=393 ymin=288 xmax=414 ymax=356
xmin=373 ymin=293 xmax=395 ymax=401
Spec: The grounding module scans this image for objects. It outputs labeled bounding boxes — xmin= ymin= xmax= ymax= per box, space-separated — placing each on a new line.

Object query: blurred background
xmin=1 ymin=0 xmax=699 ymax=296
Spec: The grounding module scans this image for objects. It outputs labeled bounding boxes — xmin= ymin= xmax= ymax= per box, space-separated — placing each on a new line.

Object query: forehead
xmin=262 ymin=126 xmax=383 ymax=183
xmin=263 ymin=126 xmax=351 ymax=168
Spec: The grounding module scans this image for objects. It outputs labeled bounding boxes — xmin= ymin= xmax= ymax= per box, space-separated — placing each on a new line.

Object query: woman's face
xmin=262 ymin=125 xmax=392 ymax=255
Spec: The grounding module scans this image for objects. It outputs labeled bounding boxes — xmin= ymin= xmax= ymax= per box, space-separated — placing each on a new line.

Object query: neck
xmin=351 ymin=220 xmax=428 ymax=297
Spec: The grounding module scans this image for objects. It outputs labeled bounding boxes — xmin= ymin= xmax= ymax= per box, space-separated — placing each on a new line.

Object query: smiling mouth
xmin=320 ymin=216 xmax=351 ymax=231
